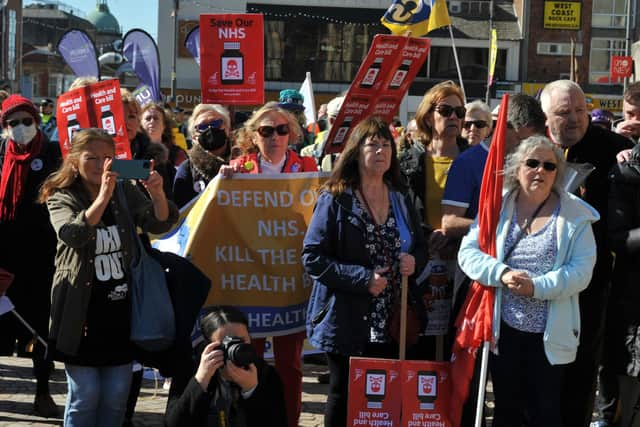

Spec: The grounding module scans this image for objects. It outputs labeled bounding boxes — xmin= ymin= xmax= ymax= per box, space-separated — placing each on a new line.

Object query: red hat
xmin=1 ymin=94 xmax=40 ymax=128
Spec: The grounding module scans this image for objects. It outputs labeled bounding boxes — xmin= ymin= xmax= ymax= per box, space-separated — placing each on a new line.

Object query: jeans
xmin=64 ymin=363 xmax=133 ymax=427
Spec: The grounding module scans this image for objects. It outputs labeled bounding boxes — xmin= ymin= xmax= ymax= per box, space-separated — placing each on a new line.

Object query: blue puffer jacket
xmin=302 ymin=187 xmax=427 ymax=356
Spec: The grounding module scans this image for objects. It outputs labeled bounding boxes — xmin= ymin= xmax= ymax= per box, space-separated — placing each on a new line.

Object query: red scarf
xmin=0 ymin=132 xmax=42 ymax=221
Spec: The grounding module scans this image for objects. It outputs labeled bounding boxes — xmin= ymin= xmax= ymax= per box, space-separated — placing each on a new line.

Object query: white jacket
xmin=458 ymin=188 xmax=599 ymax=365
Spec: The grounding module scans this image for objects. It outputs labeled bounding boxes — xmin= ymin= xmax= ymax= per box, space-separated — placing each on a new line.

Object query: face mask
xmin=9 ymin=124 xmax=38 ymax=145
xmin=198 ymin=127 xmax=228 ymax=151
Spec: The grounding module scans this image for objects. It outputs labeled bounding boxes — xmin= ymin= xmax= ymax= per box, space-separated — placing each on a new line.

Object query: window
xmin=589 ymin=38 xmax=626 ymax=84
xmin=420 ymin=46 xmax=506 ymax=82
xmin=537 ymin=42 xmax=583 ymax=56
xmin=592 ymin=0 xmax=633 ymax=28
xmin=264 ymin=19 xmax=378 ymax=83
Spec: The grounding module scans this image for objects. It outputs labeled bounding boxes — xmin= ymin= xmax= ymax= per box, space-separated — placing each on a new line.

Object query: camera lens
xmin=222 ymin=336 xmax=257 ymax=368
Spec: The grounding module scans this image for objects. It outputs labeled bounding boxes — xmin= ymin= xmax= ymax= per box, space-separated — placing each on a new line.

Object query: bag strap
xmin=115 ymin=181 xmax=144 ymax=263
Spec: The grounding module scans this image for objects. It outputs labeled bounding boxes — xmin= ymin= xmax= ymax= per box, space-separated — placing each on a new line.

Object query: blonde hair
xmin=234 ymin=102 xmax=302 ymax=155
xmin=39 ymin=129 xmax=115 ymax=202
xmin=68 ymin=77 xmax=99 ymax=91
xmin=188 ymin=104 xmax=231 ymax=135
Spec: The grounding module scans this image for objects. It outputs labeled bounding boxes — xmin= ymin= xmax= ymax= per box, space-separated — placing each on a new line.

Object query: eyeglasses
xmin=463 ymin=120 xmax=488 ymax=130
xmin=256 ymin=124 xmax=290 ymax=138
xmin=363 ymin=141 xmax=392 ymax=151
xmin=433 ymin=104 xmax=466 ymax=119
xmin=524 ymin=158 xmax=557 ymax=172
xmin=195 ymin=119 xmax=224 ymax=133
xmin=7 ymin=117 xmax=34 ymax=127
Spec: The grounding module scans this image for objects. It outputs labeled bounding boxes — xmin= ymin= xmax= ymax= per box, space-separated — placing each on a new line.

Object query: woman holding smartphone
xmin=39 ymin=128 xmax=178 ymax=426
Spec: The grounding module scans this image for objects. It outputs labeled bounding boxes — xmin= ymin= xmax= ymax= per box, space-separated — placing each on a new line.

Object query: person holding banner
xmin=165 ymin=305 xmax=288 ymax=427
xmin=0 ymin=94 xmax=62 ymax=418
xmin=303 ymin=116 xmax=427 ymax=427
xmin=219 ymin=102 xmax=317 ymax=427
xmin=173 ymin=103 xmax=232 ymax=208
xmin=457 ymin=135 xmax=598 ymax=427
xmin=39 ymin=128 xmax=178 ymax=426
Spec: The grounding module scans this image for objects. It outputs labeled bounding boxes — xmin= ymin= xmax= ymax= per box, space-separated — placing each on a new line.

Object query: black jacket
xmin=165 ymin=354 xmax=287 ymax=427
xmin=607 ymin=160 xmax=640 ymax=376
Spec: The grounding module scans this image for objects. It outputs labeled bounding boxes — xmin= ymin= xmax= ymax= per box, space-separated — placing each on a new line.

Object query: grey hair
xmin=465 ymin=100 xmax=492 ymax=123
xmin=503 ymin=135 xmax=566 ymax=192
xmin=540 ymin=80 xmax=584 ymax=114
xmin=188 ymin=104 xmax=231 ymax=136
xmin=507 ymin=93 xmax=546 ymax=133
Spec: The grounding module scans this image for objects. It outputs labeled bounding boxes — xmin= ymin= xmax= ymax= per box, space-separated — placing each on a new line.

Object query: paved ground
xmin=0 ymin=356 xmax=328 ymax=426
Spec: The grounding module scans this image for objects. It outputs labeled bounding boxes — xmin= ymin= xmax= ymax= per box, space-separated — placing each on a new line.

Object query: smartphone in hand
xmin=111 ymin=159 xmax=151 ymax=180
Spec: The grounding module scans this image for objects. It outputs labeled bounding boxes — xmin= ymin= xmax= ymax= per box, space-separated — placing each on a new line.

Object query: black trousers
xmin=324 ymin=343 xmax=397 ymax=427
xmin=490 ymin=322 xmax=565 ymax=427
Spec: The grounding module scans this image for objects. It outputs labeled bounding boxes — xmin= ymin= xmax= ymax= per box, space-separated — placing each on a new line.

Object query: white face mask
xmin=9 ymin=124 xmax=37 ymax=145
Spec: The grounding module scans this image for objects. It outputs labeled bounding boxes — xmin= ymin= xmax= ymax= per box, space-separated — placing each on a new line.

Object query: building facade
xmin=0 ymin=0 xmax=23 ymax=93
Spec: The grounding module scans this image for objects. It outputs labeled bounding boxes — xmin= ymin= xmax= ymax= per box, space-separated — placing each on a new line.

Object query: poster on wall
xmin=199 ymin=13 xmax=264 ymax=105
xmin=56 ymin=79 xmax=131 ymax=160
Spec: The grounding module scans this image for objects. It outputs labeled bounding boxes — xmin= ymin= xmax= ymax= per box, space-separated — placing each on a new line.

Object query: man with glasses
xmin=540 ymin=80 xmax=633 ymax=427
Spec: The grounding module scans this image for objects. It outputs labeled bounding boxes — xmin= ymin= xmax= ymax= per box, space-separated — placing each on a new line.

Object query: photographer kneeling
xmin=165 ymin=306 xmax=288 ymax=426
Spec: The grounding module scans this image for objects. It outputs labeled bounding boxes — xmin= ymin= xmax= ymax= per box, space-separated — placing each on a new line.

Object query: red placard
xmin=347 ymin=358 xmax=402 ymax=427
xmin=199 ymin=14 xmax=264 ymax=105
xmin=325 ymin=35 xmax=431 ymax=155
xmin=56 ymin=79 xmax=131 ymax=160
xmin=611 ymin=56 xmax=633 ymax=80
xmin=401 ymin=361 xmax=452 ymax=427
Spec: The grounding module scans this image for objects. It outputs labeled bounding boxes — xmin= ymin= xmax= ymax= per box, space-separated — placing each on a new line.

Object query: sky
xmin=25 ymin=0 xmax=159 ymax=41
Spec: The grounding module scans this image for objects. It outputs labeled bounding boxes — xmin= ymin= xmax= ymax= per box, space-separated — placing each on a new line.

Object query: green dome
xmin=87 ymin=1 xmax=121 ymax=34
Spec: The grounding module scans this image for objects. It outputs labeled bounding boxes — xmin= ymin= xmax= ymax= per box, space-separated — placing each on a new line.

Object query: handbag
xmin=117 ymin=184 xmax=176 ymax=351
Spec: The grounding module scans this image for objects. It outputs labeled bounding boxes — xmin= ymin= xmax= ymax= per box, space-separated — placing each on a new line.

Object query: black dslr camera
xmin=218 ymin=336 xmax=257 ymax=368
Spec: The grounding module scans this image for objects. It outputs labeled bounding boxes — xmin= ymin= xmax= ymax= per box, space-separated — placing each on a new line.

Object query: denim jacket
xmin=46 ymin=180 xmax=179 ymax=356
xmin=302 ymin=187 xmax=427 ymax=356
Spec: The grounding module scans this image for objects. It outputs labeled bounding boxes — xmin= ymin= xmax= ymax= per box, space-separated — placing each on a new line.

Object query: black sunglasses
xmin=433 ymin=104 xmax=466 ymax=119
xmin=463 ymin=120 xmax=488 ymax=130
xmin=524 ymin=158 xmax=557 ymax=172
xmin=7 ymin=117 xmax=34 ymax=127
xmin=257 ymin=124 xmax=290 ymax=138
xmin=195 ymin=119 xmax=224 ymax=133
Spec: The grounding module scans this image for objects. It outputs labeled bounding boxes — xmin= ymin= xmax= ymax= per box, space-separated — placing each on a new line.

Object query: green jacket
xmin=46 ymin=180 xmax=179 ymax=357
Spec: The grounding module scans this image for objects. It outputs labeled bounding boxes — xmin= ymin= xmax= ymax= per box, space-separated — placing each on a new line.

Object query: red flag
xmin=0 ymin=267 xmax=14 ymax=295
xmin=449 ymin=94 xmax=509 ymax=427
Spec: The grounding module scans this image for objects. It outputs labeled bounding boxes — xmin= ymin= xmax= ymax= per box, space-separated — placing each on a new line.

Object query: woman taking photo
xmin=173 ymin=103 xmax=232 ymax=208
xmin=303 ymin=116 xmax=427 ymax=427
xmin=219 ymin=102 xmax=316 ymax=427
xmin=39 ymin=129 xmax=178 ymax=426
xmin=458 ymin=135 xmax=598 ymax=427
xmin=165 ymin=305 xmax=287 ymax=426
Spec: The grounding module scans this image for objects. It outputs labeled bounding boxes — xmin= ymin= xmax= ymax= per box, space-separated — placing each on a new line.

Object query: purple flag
xmin=122 ymin=29 xmax=162 ymax=102
xmin=57 ymin=29 xmax=100 ymax=79
xmin=185 ymin=26 xmax=200 ymax=66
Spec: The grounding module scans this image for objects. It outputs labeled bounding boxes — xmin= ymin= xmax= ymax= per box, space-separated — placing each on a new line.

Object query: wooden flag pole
xmin=399 ymin=275 xmax=408 ymax=361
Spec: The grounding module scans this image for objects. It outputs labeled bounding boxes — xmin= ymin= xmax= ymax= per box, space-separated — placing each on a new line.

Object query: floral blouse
xmin=355 ymin=197 xmax=402 ymax=343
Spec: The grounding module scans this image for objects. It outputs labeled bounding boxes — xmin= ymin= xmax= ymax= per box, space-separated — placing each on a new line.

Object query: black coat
xmin=607 ymin=160 xmax=640 ymax=377
xmin=164 ymin=354 xmax=287 ymax=427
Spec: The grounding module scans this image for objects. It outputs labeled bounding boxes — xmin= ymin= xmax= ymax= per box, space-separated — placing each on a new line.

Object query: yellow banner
xmin=543 ymin=1 xmax=581 ymax=30
xmin=154 ymin=173 xmax=328 ymax=338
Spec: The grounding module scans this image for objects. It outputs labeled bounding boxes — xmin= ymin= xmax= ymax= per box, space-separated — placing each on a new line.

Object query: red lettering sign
xmin=56 ymin=79 xmax=131 ymax=160
xmin=610 ymin=56 xmax=633 ymax=80
xmin=324 ymin=35 xmax=431 ymax=155
xmin=199 ymin=14 xmax=264 ymax=105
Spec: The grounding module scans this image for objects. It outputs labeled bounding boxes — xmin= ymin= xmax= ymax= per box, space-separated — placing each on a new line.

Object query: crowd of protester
xmin=2 ymin=78 xmax=640 ymax=427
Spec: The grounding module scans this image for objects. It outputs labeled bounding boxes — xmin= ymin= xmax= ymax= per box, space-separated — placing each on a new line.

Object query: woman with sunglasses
xmin=39 ymin=128 xmax=178 ymax=426
xmin=173 ymin=104 xmax=232 ymax=208
xmin=219 ymin=102 xmax=316 ymax=427
xmin=461 ymin=100 xmax=492 ymax=146
xmin=0 ymin=95 xmax=62 ymax=417
xmin=458 ymin=135 xmax=598 ymax=427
